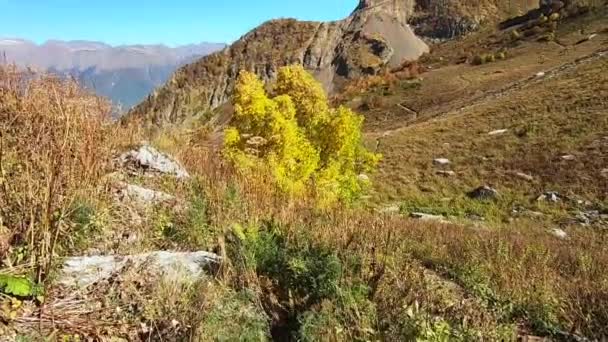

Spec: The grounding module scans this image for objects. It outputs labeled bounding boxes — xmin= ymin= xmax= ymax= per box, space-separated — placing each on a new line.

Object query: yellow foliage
xmin=223 ymin=65 xmax=380 ymax=205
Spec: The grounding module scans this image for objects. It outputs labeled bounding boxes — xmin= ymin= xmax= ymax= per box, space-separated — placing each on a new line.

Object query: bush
xmin=223 ymin=65 xmax=380 ymax=205
xmin=0 ymin=66 xmax=112 ymax=277
xmin=227 ymin=221 xmax=378 ymax=340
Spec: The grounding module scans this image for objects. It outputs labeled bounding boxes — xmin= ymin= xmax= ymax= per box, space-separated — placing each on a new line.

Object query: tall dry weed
xmin=0 ymin=66 xmax=113 ymax=280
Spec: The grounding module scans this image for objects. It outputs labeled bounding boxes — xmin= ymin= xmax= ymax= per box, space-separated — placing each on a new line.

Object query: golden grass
xmin=0 ymin=66 xmax=116 ymax=280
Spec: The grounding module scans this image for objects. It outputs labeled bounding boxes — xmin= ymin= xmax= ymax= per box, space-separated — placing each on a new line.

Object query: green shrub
xmin=227 ymin=221 xmax=382 ymax=339
xmin=230 ymin=221 xmax=342 ymax=305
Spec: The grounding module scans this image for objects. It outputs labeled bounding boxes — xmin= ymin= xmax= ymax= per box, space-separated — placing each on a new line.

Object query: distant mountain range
xmin=0 ymin=38 xmax=225 ymax=110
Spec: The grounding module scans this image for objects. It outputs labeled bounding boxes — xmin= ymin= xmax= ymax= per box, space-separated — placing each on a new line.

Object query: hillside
xmin=127 ymin=0 xmax=580 ymax=126
xmin=1 ymin=1 xmax=608 ymax=341
xmin=0 ymin=39 xmax=225 ymax=109
xmin=127 ymin=0 xmax=432 ymax=125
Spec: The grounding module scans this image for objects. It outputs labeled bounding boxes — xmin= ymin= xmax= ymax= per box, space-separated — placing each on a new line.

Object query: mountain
xmin=0 ymin=39 xmax=225 ymax=109
xmin=127 ymin=0 xmax=546 ymax=126
xmin=127 ymin=0 xmax=429 ymax=125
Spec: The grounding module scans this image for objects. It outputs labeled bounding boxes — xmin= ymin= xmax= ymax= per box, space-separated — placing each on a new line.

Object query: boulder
xmin=537 ymin=191 xmax=561 ymax=202
xmin=550 ymin=228 xmax=568 ymax=240
xmin=467 ymin=186 xmax=499 ymax=200
xmin=119 ymin=144 xmax=190 ymax=179
xmin=116 ymin=182 xmax=175 ymax=205
xmin=59 ymin=251 xmax=221 ymax=288
xmin=436 ymin=170 xmax=456 ymax=177
xmin=433 ymin=158 xmax=451 ymax=166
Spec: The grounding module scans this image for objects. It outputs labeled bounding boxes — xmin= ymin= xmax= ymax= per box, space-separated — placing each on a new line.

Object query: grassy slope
xmin=350 ymin=13 xmax=608 ymax=227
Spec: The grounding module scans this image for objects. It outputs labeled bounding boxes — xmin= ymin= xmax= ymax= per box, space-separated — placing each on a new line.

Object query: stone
xmin=119 ymin=144 xmax=190 ymax=179
xmin=59 ymin=251 xmax=221 ymax=288
xmin=574 ymin=210 xmax=605 ymax=226
xmin=512 ymin=172 xmax=534 ymax=182
xmin=467 ymin=186 xmax=499 ymax=200
xmin=488 ymin=129 xmax=508 ymax=136
xmin=550 ymin=228 xmax=568 ymax=240
xmin=560 ymin=154 xmax=576 ymax=161
xmin=116 ymin=182 xmax=174 ymax=205
xmin=433 ymin=158 xmax=451 ymax=166
xmin=410 ymin=212 xmax=448 ymax=223
xmin=537 ymin=191 xmax=561 ymax=202
xmin=436 ymin=170 xmax=456 ymax=177
xmin=601 ymin=169 xmax=608 ymax=178
xmin=536 ymin=71 xmax=546 ymax=78
xmin=357 ymin=174 xmax=370 ymax=182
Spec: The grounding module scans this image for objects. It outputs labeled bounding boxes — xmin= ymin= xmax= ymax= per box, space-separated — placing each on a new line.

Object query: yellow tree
xmin=224 ymin=65 xmax=380 ymax=205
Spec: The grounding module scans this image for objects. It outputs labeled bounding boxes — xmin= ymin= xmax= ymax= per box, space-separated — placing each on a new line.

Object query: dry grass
xmin=0 ymin=66 xmax=118 ymax=280
xmin=373 ymin=52 xmax=608 ymax=208
xmin=353 ymin=10 xmax=608 ymax=132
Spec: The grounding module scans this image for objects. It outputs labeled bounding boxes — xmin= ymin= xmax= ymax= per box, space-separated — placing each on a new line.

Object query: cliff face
xmin=128 ymin=0 xmax=428 ymax=125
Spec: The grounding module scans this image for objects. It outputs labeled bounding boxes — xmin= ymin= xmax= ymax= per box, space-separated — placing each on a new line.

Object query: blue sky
xmin=1 ymin=0 xmax=357 ymax=46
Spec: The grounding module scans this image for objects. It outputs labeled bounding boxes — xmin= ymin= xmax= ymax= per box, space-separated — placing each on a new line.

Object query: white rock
xmin=433 ymin=158 xmax=451 ymax=166
xmin=513 ymin=172 xmax=534 ymax=182
xmin=410 ymin=212 xmax=448 ymax=223
xmin=537 ymin=191 xmax=561 ymax=202
xmin=59 ymin=251 xmax=221 ymax=288
xmin=561 ymin=154 xmax=576 ymax=161
xmin=119 ymin=144 xmax=190 ymax=179
xmin=550 ymin=228 xmax=568 ymax=240
xmin=536 ymin=71 xmax=546 ymax=78
xmin=488 ymin=129 xmax=509 ymax=136
xmin=436 ymin=170 xmax=456 ymax=177
xmin=117 ymin=182 xmax=174 ymax=205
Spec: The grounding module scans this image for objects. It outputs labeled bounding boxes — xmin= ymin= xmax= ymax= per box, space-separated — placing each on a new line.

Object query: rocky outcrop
xmin=59 ymin=251 xmax=221 ymax=288
xmin=127 ymin=0 xmax=429 ymax=126
xmin=118 ymin=144 xmax=190 ymax=179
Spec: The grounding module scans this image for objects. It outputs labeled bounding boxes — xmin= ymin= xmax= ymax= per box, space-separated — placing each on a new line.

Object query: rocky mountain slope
xmin=128 ymin=0 xmax=573 ymax=126
xmin=0 ymin=39 xmax=225 ymax=109
xmin=128 ymin=0 xmax=433 ymax=125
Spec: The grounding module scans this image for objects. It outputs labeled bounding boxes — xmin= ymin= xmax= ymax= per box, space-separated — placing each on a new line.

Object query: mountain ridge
xmin=0 ymin=38 xmax=226 ymax=109
xmin=127 ymin=0 xmax=547 ymax=126
xmin=127 ymin=0 xmax=432 ymax=125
